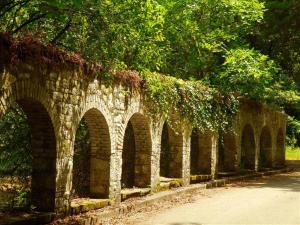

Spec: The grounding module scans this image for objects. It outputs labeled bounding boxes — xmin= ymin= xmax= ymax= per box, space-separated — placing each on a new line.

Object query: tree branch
xmin=0 ymin=0 xmax=29 ymax=18
xmin=12 ymin=12 xmax=47 ymax=34
xmin=50 ymin=19 xmax=72 ymax=44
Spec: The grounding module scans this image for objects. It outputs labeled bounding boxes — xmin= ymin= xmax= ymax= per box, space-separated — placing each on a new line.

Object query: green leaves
xmin=0 ymin=0 xmax=265 ymax=76
xmin=212 ymin=48 xmax=279 ymax=100
xmin=0 ymin=104 xmax=31 ymax=178
xmin=159 ymin=0 xmax=265 ymax=79
xmin=142 ymin=71 xmax=239 ymax=132
xmin=1 ymin=0 xmax=299 ymax=140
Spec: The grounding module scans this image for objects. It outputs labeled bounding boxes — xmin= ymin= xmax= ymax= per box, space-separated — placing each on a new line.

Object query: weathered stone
xmin=0 ymin=67 xmax=286 ymax=216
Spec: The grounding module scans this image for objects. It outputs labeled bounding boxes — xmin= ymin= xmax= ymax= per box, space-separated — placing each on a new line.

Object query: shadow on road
xmin=231 ymin=160 xmax=300 ymax=193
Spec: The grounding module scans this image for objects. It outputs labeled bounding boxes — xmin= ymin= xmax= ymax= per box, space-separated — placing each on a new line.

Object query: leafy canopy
xmin=0 ymin=0 xmax=299 ymax=139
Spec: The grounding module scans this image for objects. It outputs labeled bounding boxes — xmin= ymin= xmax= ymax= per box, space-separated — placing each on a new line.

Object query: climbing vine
xmin=141 ymin=71 xmax=239 ymax=132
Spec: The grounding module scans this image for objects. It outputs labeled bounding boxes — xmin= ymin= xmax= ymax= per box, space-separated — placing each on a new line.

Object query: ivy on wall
xmin=141 ymin=71 xmax=239 ymax=132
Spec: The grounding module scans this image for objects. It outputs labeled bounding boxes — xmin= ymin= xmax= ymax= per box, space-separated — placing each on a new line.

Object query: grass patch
xmin=286 ymin=146 xmax=300 ymax=160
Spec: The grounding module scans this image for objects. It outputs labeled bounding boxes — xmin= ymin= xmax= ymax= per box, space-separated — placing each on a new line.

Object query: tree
xmin=160 ymin=0 xmax=265 ymax=79
xmin=0 ymin=0 xmax=167 ymax=71
xmin=251 ymin=0 xmax=300 ymax=145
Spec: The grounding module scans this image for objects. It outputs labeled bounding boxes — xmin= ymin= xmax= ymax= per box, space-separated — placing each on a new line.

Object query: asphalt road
xmin=131 ymin=162 xmax=300 ymax=225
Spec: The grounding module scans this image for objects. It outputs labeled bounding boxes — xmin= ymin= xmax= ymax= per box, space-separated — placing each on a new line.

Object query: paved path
xmin=130 ymin=162 xmax=300 ymax=225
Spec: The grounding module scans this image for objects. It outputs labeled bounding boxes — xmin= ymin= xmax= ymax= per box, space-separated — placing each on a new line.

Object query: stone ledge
xmin=158 ymin=177 xmax=184 ymax=192
xmin=121 ymin=188 xmax=151 ymax=201
xmin=190 ymin=174 xmax=212 ymax=184
xmin=70 ymin=199 xmax=111 ymax=215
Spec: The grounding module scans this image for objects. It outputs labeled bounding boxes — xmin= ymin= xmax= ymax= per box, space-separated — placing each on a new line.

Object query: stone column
xmin=211 ymin=132 xmax=219 ymax=179
xmin=150 ymin=121 xmax=162 ymax=192
xmin=181 ymin=130 xmax=191 ymax=185
xmin=254 ymin=132 xmax=260 ymax=172
xmin=109 ymin=112 xmax=123 ymax=203
xmin=55 ymin=125 xmax=74 ymax=215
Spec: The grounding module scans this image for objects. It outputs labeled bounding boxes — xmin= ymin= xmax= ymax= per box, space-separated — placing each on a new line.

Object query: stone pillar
xmin=109 ymin=113 xmax=123 ymax=203
xmin=254 ymin=132 xmax=260 ymax=172
xmin=150 ymin=121 xmax=162 ymax=192
xmin=236 ymin=132 xmax=242 ymax=172
xmin=55 ymin=126 xmax=73 ymax=214
xmin=182 ymin=130 xmax=191 ymax=185
xmin=271 ymin=130 xmax=277 ymax=168
xmin=211 ymin=133 xmax=219 ymax=179
xmin=108 ymin=127 xmax=121 ymax=203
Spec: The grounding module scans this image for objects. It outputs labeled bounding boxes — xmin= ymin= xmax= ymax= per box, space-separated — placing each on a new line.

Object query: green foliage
xmin=13 ymin=187 xmax=31 ymax=209
xmin=211 ymin=48 xmax=278 ymax=99
xmin=286 ymin=116 xmax=300 ymax=147
xmin=0 ymin=104 xmax=31 ymax=211
xmin=161 ymin=0 xmax=265 ymax=78
xmin=0 ymin=0 xmax=264 ymax=75
xmin=0 ymin=105 xmax=31 ymax=178
xmin=210 ymin=48 xmax=300 ymax=111
xmin=0 ymin=0 xmax=299 ymax=174
xmin=0 ymin=0 xmax=167 ymax=71
xmin=251 ymin=0 xmax=300 ymax=85
xmin=250 ymin=0 xmax=300 ymax=145
xmin=142 ymin=71 xmax=239 ymax=132
xmin=72 ymin=119 xmax=90 ymax=197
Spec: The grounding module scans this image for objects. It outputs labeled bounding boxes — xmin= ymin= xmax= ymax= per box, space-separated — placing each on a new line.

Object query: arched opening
xmin=72 ymin=108 xmax=111 ymax=199
xmin=219 ymin=132 xmax=237 ymax=173
xmin=190 ymin=129 xmax=200 ymax=175
xmin=241 ymin=124 xmax=255 ymax=170
xmin=160 ymin=123 xmax=183 ymax=178
xmin=260 ymin=126 xmax=273 ymax=169
xmin=276 ymin=128 xmax=285 ymax=167
xmin=121 ymin=113 xmax=152 ymax=188
xmin=190 ymin=129 xmax=212 ymax=175
xmin=0 ymin=99 xmax=56 ymax=212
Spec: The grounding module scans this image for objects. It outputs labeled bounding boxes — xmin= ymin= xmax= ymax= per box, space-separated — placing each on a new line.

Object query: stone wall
xmin=0 ymin=67 xmax=287 ymax=214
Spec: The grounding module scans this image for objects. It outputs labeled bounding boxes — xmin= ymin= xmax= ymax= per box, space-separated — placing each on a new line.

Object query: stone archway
xmin=1 ymin=98 xmax=57 ymax=212
xmin=190 ymin=129 xmax=212 ymax=175
xmin=73 ymin=108 xmax=111 ymax=198
xmin=121 ymin=113 xmax=152 ymax=188
xmin=260 ymin=126 xmax=273 ymax=169
xmin=241 ymin=124 xmax=256 ymax=170
xmin=276 ymin=128 xmax=285 ymax=168
xmin=160 ymin=123 xmax=183 ymax=178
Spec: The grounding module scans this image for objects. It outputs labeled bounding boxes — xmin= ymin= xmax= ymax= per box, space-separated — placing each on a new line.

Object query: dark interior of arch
xmin=17 ymin=98 xmax=56 ymax=212
xmin=241 ymin=124 xmax=256 ymax=170
xmin=160 ymin=122 xmax=183 ymax=178
xmin=190 ymin=129 xmax=212 ymax=175
xmin=260 ymin=127 xmax=272 ymax=169
xmin=190 ymin=129 xmax=200 ymax=175
xmin=122 ymin=121 xmax=136 ymax=188
xmin=73 ymin=108 xmax=111 ymax=198
xmin=122 ymin=114 xmax=152 ymax=188
xmin=73 ymin=119 xmax=91 ymax=197
xmin=221 ymin=132 xmax=237 ymax=172
xmin=160 ymin=123 xmax=171 ymax=177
